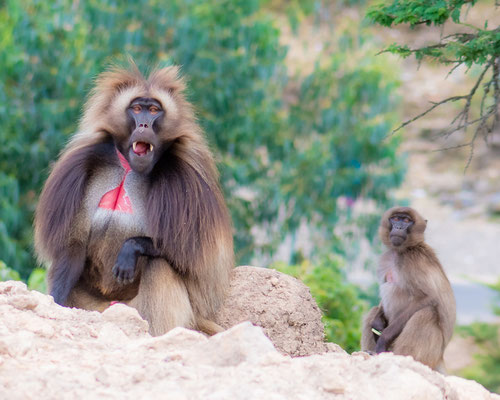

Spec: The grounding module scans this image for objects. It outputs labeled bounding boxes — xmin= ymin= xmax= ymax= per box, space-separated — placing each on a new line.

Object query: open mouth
xmin=132 ymin=141 xmax=154 ymax=157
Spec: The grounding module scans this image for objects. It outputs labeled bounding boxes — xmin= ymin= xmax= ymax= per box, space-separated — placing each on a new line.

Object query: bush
xmin=458 ymin=280 xmax=500 ymax=394
xmin=0 ymin=260 xmax=47 ymax=293
xmin=0 ymin=260 xmax=21 ymax=281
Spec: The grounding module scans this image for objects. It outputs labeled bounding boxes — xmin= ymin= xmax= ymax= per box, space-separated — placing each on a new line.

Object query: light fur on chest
xmin=378 ymin=252 xmax=414 ymax=321
xmin=84 ymin=164 xmax=149 ymax=238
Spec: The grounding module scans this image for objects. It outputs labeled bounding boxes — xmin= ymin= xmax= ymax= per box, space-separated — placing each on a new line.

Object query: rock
xmin=102 ymin=303 xmax=149 ymax=338
xmin=0 ymin=280 xmax=498 ymax=399
xmin=184 ymin=322 xmax=277 ymax=367
xmin=446 ymin=376 xmax=499 ymax=400
xmin=216 ymin=266 xmax=327 ymax=356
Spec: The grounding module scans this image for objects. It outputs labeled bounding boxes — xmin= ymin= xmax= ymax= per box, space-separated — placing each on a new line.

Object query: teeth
xmin=149 ymin=144 xmax=154 ymax=152
xmin=133 ymin=142 xmax=137 ymax=151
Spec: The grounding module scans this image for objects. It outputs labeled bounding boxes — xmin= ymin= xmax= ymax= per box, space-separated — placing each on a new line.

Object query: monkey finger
xmin=113 ymin=266 xmax=135 ymax=285
xmin=112 ymin=266 xmax=125 ymax=282
xmin=120 ymin=272 xmax=134 ymax=284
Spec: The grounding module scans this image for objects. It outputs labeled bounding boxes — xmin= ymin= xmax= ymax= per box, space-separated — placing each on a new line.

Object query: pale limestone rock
xmin=184 ymin=321 xmax=278 ymax=367
xmin=0 ymin=280 xmax=498 ymax=400
xmin=446 ymin=376 xmax=500 ymax=400
xmin=102 ymin=303 xmax=149 ymax=338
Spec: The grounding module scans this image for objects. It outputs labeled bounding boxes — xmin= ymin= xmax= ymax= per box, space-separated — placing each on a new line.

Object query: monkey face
xmin=379 ymin=207 xmax=427 ymax=250
xmin=125 ymin=97 xmax=165 ymax=174
xmin=388 ymin=213 xmax=414 ymax=247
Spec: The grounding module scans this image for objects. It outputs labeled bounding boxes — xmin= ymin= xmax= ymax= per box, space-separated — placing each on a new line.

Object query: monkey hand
xmin=112 ymin=248 xmax=138 ymax=285
xmin=374 ymin=336 xmax=388 ymax=353
xmin=371 ymin=317 xmax=387 ymax=333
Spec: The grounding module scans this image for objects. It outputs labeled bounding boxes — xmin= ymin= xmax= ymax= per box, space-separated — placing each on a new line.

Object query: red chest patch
xmin=98 ymin=151 xmax=133 ymax=214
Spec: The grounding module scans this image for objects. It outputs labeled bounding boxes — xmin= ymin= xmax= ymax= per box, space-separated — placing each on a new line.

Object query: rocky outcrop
xmin=0 ymin=280 xmax=498 ymax=399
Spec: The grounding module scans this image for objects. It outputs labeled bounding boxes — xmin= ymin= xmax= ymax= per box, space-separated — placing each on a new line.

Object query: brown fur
xmin=361 ymin=206 xmax=456 ymax=371
xmin=34 ymin=63 xmax=234 ymax=335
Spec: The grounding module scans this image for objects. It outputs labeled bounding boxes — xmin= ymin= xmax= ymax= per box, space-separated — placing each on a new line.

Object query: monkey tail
xmin=196 ymin=318 xmax=225 ymax=336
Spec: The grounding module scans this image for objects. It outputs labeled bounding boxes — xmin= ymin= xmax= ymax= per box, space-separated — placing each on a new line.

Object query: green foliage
xmin=459 ymin=280 xmax=500 ymax=393
xmin=0 ymin=260 xmax=21 ymax=281
xmin=367 ymin=0 xmax=478 ymax=27
xmin=0 ymin=0 xmax=404 ymax=279
xmin=285 ymin=50 xmax=404 ymax=224
xmin=367 ymin=0 xmax=499 ymax=160
xmin=458 ymin=280 xmax=500 ymax=393
xmin=0 ymin=260 xmax=47 ymax=293
xmin=367 ymin=0 xmax=499 ymax=67
xmin=459 ymin=322 xmax=500 ymax=393
xmin=274 ymin=256 xmax=367 ymax=352
xmin=27 ymin=268 xmax=47 ymax=293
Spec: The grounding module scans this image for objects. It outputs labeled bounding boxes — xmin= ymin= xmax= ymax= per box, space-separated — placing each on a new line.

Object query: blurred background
xmin=0 ymin=0 xmax=498 ymax=392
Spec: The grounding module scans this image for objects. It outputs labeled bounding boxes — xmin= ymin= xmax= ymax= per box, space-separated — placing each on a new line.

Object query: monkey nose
xmin=138 ymin=123 xmax=149 ymax=133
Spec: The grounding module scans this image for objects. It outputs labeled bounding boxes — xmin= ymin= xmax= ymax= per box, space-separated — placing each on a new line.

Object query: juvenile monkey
xmin=34 ymin=63 xmax=234 ymax=336
xmin=361 ymin=206 xmax=456 ymax=371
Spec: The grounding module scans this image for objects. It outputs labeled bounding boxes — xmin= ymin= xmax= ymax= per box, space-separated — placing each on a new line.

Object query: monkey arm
xmin=37 ymin=138 xmax=114 ymax=305
xmin=48 ymin=244 xmax=86 ymax=306
xmin=35 ymin=138 xmax=113 ymax=260
xmin=112 ymin=236 xmax=160 ymax=284
xmin=374 ymin=300 xmax=437 ymax=353
xmin=371 ymin=306 xmax=388 ymax=341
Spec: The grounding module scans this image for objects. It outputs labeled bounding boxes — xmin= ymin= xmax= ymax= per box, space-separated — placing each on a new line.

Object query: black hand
xmin=112 ymin=237 xmax=158 ymax=284
xmin=112 ymin=246 xmax=138 ymax=284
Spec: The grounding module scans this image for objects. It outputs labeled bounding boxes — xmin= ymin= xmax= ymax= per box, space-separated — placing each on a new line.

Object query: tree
xmin=367 ymin=0 xmax=500 ymax=167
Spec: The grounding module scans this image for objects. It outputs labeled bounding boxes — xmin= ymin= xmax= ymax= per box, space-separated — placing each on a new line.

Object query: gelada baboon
xmin=361 ymin=206 xmax=456 ymax=371
xmin=34 ymin=63 xmax=234 ymax=336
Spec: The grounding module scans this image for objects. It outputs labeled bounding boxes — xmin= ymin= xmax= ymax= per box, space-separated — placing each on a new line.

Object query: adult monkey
xmin=361 ymin=206 xmax=455 ymax=371
xmin=34 ymin=63 xmax=234 ymax=336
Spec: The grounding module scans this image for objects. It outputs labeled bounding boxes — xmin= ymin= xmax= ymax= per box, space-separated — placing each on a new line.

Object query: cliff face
xmin=0 ymin=278 xmax=498 ymax=400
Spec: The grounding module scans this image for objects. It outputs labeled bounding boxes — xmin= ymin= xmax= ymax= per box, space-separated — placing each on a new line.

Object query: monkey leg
xmin=65 ymin=282 xmax=111 ymax=312
xmin=391 ymin=307 xmax=444 ymax=370
xmin=361 ymin=306 xmax=383 ymax=352
xmin=127 ymin=258 xmax=195 ymax=336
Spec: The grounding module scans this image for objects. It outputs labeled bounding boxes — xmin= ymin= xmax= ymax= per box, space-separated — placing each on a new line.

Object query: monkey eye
xmin=149 ymin=106 xmax=160 ymax=115
xmin=132 ymin=105 xmax=142 ymax=114
xmin=403 ymin=217 xmax=410 ymax=223
xmin=393 ymin=216 xmax=400 ymax=221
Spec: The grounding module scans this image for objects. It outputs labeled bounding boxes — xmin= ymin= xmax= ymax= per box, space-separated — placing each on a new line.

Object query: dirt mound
xmin=216 ymin=266 xmax=328 ymax=356
xmin=0 ymin=280 xmax=498 ymax=399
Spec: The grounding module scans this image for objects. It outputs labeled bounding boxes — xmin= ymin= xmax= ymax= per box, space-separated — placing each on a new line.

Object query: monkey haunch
xmin=361 ymin=207 xmax=456 ymax=371
xmin=34 ymin=64 xmax=234 ymax=336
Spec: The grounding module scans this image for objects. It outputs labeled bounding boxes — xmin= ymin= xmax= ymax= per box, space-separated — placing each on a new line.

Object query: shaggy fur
xmin=34 ymin=63 xmax=234 ymax=335
xmin=361 ymin=207 xmax=456 ymax=371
